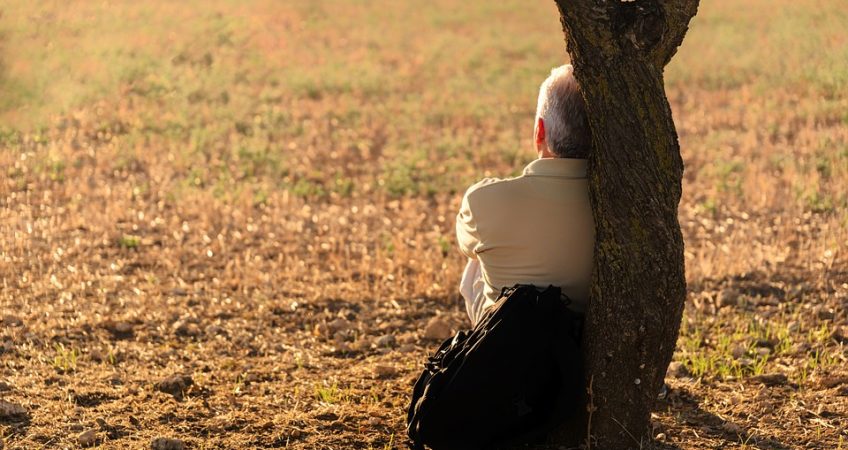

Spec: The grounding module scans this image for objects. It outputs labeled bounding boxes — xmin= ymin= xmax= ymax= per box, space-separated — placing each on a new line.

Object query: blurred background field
xmin=1 ymin=0 xmax=846 ymax=448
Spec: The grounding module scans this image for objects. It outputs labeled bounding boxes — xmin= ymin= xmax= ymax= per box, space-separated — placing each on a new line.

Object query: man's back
xmin=456 ymin=157 xmax=595 ymax=317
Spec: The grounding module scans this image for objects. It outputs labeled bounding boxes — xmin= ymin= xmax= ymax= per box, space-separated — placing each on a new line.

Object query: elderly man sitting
xmin=457 ymin=64 xmax=594 ymax=325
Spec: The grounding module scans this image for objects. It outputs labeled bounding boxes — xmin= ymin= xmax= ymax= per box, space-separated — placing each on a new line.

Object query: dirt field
xmin=1 ymin=0 xmax=846 ymax=448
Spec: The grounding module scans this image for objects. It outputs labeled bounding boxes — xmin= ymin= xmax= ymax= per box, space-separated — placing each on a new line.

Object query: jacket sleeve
xmin=456 ymin=189 xmax=482 ymax=259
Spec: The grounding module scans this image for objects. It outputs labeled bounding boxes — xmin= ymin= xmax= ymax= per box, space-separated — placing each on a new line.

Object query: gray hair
xmin=535 ymin=65 xmax=591 ymax=158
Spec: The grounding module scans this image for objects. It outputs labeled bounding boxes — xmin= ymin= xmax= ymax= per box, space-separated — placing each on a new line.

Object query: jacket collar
xmin=523 ymin=158 xmax=588 ymax=178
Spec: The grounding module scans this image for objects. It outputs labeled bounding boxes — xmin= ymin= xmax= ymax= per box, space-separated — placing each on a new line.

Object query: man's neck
xmin=537 ymin=147 xmax=556 ymax=159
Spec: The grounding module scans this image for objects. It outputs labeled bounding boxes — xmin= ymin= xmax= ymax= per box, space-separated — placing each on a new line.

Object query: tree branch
xmin=555 ymin=0 xmax=700 ymax=70
xmin=652 ymin=0 xmax=700 ymax=68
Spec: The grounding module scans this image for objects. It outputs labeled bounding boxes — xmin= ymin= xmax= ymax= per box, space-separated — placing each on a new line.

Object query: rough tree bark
xmin=549 ymin=1 xmax=700 ymax=449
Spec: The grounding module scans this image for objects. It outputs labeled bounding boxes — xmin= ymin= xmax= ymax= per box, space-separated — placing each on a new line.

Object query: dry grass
xmin=1 ymin=0 xmax=846 ymax=448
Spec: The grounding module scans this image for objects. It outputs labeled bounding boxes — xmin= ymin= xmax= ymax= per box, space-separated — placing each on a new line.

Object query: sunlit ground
xmin=1 ymin=0 xmax=846 ymax=448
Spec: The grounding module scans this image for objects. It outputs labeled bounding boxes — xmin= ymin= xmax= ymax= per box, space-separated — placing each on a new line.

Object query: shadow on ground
xmin=654 ymin=385 xmax=792 ymax=450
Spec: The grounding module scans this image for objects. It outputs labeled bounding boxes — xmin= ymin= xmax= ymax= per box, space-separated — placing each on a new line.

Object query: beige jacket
xmin=456 ymin=158 xmax=595 ymax=314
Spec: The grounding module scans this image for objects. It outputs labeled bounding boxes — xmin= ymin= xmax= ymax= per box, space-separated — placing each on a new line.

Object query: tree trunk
xmin=549 ymin=1 xmax=700 ymax=449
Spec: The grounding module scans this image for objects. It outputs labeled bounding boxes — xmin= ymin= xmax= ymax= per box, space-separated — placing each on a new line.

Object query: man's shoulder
xmin=463 ymin=174 xmax=525 ymax=203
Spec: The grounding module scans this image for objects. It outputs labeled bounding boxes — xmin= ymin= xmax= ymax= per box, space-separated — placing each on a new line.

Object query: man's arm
xmin=456 ymin=190 xmax=481 ymax=260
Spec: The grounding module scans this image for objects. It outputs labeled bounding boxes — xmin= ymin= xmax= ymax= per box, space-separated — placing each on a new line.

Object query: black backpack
xmin=406 ymin=285 xmax=584 ymax=450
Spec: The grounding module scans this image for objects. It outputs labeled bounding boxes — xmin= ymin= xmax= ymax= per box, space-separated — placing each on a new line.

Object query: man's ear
xmin=535 ymin=117 xmax=546 ymax=150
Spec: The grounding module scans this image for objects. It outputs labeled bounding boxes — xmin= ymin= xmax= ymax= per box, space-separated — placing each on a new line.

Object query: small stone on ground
xmin=328 ymin=318 xmax=351 ymax=332
xmin=750 ymin=373 xmax=788 ymax=387
xmin=154 ymin=375 xmax=193 ymax=400
xmin=374 ymin=334 xmax=395 ymax=348
xmin=150 ymin=437 xmax=186 ymax=450
xmin=104 ymin=321 xmax=134 ymax=339
xmin=78 ymin=429 xmax=98 ymax=447
xmin=0 ymin=400 xmax=26 ymax=419
xmin=374 ymin=365 xmax=397 ymax=378
xmin=423 ymin=316 xmax=452 ymax=340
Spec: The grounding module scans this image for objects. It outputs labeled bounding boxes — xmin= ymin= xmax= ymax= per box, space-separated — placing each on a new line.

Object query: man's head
xmin=534 ymin=64 xmax=591 ymax=159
